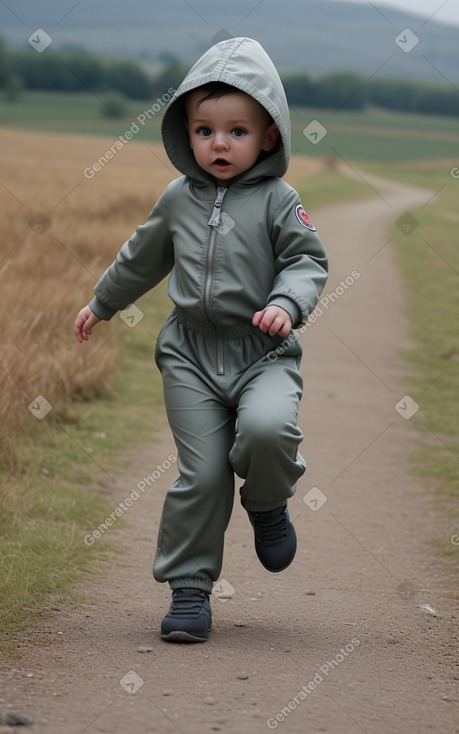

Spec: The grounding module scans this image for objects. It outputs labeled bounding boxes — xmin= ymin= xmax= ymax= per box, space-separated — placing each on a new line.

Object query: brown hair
xmin=188 ymin=82 xmax=275 ymax=125
xmin=194 ymin=82 xmax=240 ymax=108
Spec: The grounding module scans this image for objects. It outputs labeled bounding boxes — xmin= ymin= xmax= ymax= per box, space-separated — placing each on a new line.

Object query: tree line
xmin=1 ymin=37 xmax=458 ymax=117
xmin=282 ymin=71 xmax=459 ymax=117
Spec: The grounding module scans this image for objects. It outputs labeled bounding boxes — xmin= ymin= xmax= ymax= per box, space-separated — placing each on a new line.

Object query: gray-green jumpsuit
xmin=88 ymin=37 xmax=328 ymax=594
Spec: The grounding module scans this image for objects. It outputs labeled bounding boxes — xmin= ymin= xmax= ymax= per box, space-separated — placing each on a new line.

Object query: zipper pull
xmin=207 ymin=187 xmax=227 ymax=228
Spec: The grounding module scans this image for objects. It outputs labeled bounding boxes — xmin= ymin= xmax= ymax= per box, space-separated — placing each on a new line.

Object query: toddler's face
xmin=185 ymin=90 xmax=278 ymax=187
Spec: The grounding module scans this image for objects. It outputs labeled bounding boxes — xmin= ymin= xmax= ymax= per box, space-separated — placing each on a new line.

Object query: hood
xmin=161 ymin=37 xmax=290 ymax=185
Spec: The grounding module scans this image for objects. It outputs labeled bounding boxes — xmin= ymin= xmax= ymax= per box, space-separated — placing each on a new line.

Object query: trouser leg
xmin=153 ymin=361 xmax=236 ymax=594
xmin=230 ymin=355 xmax=305 ymax=512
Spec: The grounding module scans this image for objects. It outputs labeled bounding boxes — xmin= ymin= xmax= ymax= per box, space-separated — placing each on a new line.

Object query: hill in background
xmin=0 ymin=0 xmax=458 ymax=83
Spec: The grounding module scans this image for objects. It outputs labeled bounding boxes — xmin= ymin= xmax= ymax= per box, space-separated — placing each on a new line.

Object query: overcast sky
xmin=333 ymin=0 xmax=459 ymax=25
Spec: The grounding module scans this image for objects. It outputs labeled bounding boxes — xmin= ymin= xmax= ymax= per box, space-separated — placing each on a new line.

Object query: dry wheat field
xmin=0 ymin=127 xmax=323 ymax=466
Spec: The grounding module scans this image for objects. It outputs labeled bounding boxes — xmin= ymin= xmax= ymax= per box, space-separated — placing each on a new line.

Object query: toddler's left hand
xmin=252 ymin=306 xmax=292 ymax=337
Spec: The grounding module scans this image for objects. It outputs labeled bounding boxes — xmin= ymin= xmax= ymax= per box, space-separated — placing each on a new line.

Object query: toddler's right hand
xmin=74 ymin=305 xmax=102 ymax=343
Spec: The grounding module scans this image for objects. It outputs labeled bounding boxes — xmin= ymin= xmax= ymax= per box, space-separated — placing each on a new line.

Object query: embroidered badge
xmin=295 ymin=204 xmax=316 ymax=231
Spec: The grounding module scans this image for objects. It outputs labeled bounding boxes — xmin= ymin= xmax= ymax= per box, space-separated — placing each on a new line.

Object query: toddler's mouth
xmin=214 ymin=158 xmax=230 ymax=167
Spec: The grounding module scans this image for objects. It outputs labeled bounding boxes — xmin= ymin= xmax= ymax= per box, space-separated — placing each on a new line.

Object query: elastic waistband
xmin=173 ymin=307 xmax=259 ymax=339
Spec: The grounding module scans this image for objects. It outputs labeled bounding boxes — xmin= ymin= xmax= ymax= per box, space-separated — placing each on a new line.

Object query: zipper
xmin=216 ymin=332 xmax=224 ymax=376
xmin=207 ymin=186 xmax=227 ymax=229
xmin=205 ymin=187 xmax=227 ymax=375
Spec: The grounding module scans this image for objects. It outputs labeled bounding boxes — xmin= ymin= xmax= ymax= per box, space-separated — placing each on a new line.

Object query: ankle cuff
xmin=242 ymin=499 xmax=288 ymax=512
xmin=169 ymin=577 xmax=213 ymax=594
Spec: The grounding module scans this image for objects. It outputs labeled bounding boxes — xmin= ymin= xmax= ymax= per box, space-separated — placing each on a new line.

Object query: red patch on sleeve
xmin=295 ymin=204 xmax=316 ymax=231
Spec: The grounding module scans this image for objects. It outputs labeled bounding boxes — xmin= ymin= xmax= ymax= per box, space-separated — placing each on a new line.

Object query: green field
xmin=1 ymin=90 xmax=458 ymax=161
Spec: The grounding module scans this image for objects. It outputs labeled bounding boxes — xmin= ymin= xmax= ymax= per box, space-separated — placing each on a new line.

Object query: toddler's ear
xmin=263 ymin=122 xmax=279 ymax=152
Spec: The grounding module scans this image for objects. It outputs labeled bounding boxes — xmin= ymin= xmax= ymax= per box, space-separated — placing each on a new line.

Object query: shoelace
xmin=251 ymin=507 xmax=288 ymax=545
xmin=168 ymin=589 xmax=209 ymax=618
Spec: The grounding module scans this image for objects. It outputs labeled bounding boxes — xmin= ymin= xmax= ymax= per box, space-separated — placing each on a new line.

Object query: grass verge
xmin=379 ymin=160 xmax=459 ymax=561
xmin=297 ymin=167 xmax=373 ymax=210
xmin=0 ymin=289 xmax=171 ymax=656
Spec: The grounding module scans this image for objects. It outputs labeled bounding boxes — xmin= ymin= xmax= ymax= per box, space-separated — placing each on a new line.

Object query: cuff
xmin=169 ymin=577 xmax=214 ymax=594
xmin=268 ymin=296 xmax=301 ymax=327
xmin=88 ymin=295 xmax=117 ymax=321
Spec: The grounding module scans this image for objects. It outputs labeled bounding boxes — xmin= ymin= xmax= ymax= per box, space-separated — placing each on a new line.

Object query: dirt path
xmin=2 ymin=172 xmax=458 ymax=734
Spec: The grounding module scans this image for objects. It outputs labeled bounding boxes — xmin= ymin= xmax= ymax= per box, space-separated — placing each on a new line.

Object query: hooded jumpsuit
xmin=88 ymin=38 xmax=329 ymax=594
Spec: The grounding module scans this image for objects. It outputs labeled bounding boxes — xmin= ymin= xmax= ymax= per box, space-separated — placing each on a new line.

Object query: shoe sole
xmin=255 ymin=531 xmax=297 ymax=573
xmin=259 ymin=551 xmax=296 ymax=573
xmin=160 ymin=629 xmax=210 ymax=643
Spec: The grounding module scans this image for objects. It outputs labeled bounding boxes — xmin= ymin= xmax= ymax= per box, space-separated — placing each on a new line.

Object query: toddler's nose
xmin=212 ymin=134 xmax=229 ymax=151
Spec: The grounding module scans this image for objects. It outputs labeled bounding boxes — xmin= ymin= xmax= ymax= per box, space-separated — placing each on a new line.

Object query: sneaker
xmin=160 ymin=588 xmax=212 ymax=643
xmin=247 ymin=505 xmax=297 ymax=572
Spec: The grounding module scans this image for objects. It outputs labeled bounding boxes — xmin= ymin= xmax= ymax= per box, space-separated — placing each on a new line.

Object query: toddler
xmin=74 ymin=37 xmax=328 ymax=642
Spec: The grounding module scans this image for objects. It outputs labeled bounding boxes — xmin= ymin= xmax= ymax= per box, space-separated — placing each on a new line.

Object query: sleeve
xmin=89 ymin=188 xmax=174 ymax=320
xmin=266 ymin=296 xmax=301 ymax=327
xmin=267 ymin=189 xmax=328 ymax=328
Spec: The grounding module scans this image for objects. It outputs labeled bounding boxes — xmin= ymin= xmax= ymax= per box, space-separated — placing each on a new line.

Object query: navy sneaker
xmin=247 ymin=505 xmax=297 ymax=572
xmin=160 ymin=588 xmax=212 ymax=643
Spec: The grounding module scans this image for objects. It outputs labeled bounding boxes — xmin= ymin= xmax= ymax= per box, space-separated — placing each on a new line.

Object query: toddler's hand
xmin=252 ymin=306 xmax=292 ymax=337
xmin=74 ymin=305 xmax=102 ymax=343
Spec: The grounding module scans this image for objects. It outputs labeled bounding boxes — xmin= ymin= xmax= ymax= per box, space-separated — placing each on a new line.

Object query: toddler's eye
xmin=197 ymin=127 xmax=212 ymax=137
xmin=232 ymin=128 xmax=246 ymax=137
